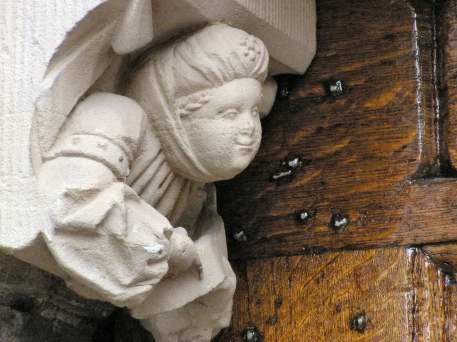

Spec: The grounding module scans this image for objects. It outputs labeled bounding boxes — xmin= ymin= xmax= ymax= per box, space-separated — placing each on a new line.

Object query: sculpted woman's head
xmin=177 ymin=78 xmax=263 ymax=180
xmin=127 ymin=23 xmax=270 ymax=182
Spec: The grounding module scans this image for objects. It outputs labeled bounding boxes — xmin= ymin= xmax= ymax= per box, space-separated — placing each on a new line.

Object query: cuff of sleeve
xmin=44 ymin=133 xmax=131 ymax=179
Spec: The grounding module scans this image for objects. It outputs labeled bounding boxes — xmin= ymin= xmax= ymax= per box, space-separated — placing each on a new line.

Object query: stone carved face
xmin=127 ymin=23 xmax=271 ymax=183
xmin=179 ymin=78 xmax=263 ymax=180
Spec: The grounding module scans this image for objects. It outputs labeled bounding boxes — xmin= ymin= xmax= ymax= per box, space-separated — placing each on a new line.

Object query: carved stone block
xmin=0 ymin=1 xmax=315 ymax=341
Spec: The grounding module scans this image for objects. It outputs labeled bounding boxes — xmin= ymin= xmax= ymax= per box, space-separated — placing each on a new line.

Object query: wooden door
xmin=216 ymin=0 xmax=457 ymax=340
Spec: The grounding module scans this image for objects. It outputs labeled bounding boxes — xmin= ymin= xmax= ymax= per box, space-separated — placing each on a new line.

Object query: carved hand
xmin=167 ymin=227 xmax=202 ymax=277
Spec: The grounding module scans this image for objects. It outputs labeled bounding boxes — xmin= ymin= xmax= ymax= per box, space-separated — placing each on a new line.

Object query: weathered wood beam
xmin=217 ymin=0 xmax=457 ymax=261
xmin=217 ymin=247 xmax=457 ymax=341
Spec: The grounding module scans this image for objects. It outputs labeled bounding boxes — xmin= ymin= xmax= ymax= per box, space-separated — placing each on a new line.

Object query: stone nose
xmin=240 ymin=126 xmax=254 ymax=136
xmin=240 ymin=113 xmax=255 ymax=136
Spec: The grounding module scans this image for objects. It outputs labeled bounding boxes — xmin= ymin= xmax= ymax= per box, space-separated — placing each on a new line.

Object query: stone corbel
xmin=0 ymin=1 xmax=316 ymax=341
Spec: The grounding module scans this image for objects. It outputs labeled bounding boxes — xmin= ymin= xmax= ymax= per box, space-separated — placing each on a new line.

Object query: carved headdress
xmin=126 ymin=23 xmax=269 ymax=183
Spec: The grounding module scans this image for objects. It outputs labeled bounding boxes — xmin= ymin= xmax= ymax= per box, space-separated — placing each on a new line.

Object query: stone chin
xmin=226 ymin=142 xmax=261 ymax=178
xmin=194 ymin=145 xmax=261 ymax=182
xmin=213 ymin=132 xmax=263 ymax=181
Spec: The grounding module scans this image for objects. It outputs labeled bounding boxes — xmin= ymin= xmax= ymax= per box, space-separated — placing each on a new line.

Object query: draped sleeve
xmin=38 ymin=93 xmax=174 ymax=307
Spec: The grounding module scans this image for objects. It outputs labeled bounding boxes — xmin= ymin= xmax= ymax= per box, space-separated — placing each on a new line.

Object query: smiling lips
xmin=235 ymin=129 xmax=260 ymax=151
xmin=235 ymin=138 xmax=255 ymax=147
xmin=235 ymin=139 xmax=257 ymax=154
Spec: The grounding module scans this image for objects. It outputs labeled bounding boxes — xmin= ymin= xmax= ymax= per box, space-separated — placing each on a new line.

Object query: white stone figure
xmin=1 ymin=0 xmax=315 ymax=341
xmin=36 ymin=23 xmax=271 ymax=341
xmin=1 ymin=0 xmax=315 ymax=252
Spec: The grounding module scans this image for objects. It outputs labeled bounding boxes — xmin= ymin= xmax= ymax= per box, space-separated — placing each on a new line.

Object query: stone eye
xmin=221 ymin=109 xmax=239 ymax=119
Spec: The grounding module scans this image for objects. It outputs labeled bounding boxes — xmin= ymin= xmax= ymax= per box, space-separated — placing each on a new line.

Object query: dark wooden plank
xmin=218 ymin=247 xmax=450 ymax=342
xmin=216 ymin=0 xmax=457 ymax=259
xmin=411 ymin=247 xmax=447 ymax=341
xmin=440 ymin=0 xmax=457 ymax=169
xmin=395 ymin=0 xmax=457 ymax=280
xmin=422 ymin=244 xmax=457 ymax=273
xmin=444 ymin=273 xmax=457 ymax=341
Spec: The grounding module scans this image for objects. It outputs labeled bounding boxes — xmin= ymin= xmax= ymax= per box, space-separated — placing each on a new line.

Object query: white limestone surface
xmin=0 ymin=0 xmax=113 ymax=251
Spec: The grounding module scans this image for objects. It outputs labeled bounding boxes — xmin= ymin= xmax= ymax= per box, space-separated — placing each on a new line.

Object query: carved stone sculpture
xmin=1 ymin=0 xmax=316 ymax=341
xmin=36 ymin=24 xmax=270 ymax=341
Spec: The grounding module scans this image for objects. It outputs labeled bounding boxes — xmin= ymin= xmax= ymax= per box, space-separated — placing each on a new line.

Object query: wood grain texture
xmin=417 ymin=0 xmax=457 ymax=275
xmin=217 ymin=247 xmax=454 ymax=342
xmin=444 ymin=273 xmax=457 ymax=341
xmin=423 ymin=244 xmax=457 ymax=273
xmin=411 ymin=247 xmax=447 ymax=341
xmin=441 ymin=0 xmax=457 ymax=167
xmin=217 ymin=0 xmax=457 ymax=260
xmin=213 ymin=1 xmax=457 ymax=340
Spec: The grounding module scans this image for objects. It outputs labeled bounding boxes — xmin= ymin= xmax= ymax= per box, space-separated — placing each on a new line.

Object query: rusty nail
xmin=329 ymin=213 xmax=349 ymax=231
xmin=281 ymin=156 xmax=302 ymax=170
xmin=270 ymin=169 xmax=293 ymax=181
xmin=233 ymin=230 xmax=248 ymax=242
xmin=279 ymin=86 xmax=289 ymax=98
xmin=297 ymin=210 xmax=312 ymax=223
xmin=271 ymin=156 xmax=307 ymax=183
xmin=328 ymin=80 xmax=344 ymax=97
xmin=349 ymin=312 xmax=367 ymax=333
xmin=243 ymin=326 xmax=262 ymax=342
xmin=446 ymin=274 xmax=457 ymax=286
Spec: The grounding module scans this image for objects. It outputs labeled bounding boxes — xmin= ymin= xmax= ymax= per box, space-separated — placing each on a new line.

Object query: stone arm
xmin=38 ymin=93 xmax=197 ymax=308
